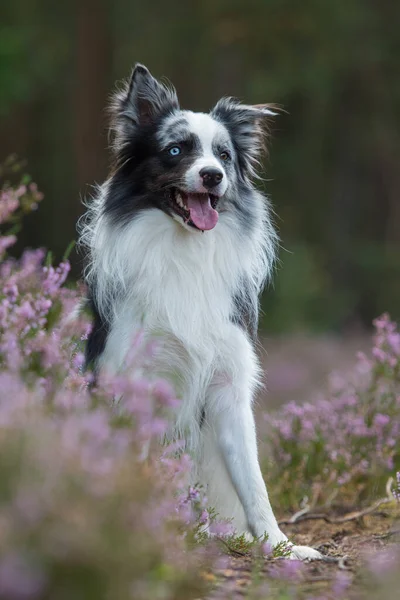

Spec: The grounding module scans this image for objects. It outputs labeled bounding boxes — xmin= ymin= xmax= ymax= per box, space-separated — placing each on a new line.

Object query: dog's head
xmin=108 ymin=64 xmax=275 ymax=232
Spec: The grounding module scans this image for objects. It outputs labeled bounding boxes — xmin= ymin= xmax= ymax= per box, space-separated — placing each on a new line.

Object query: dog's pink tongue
xmin=186 ymin=194 xmax=218 ymax=231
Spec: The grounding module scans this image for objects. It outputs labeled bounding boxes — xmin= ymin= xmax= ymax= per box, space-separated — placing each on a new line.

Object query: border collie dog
xmin=79 ymin=64 xmax=321 ymax=560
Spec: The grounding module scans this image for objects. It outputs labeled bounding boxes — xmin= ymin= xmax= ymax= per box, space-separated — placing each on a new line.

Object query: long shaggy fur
xmin=77 ymin=64 xmax=322 ymax=560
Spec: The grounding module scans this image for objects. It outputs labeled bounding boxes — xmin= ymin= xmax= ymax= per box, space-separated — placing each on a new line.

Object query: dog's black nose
xmin=199 ymin=167 xmax=223 ymax=189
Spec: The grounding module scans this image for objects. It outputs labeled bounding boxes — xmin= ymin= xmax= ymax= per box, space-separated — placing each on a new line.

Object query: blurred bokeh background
xmin=1 ymin=0 xmax=399 ymax=340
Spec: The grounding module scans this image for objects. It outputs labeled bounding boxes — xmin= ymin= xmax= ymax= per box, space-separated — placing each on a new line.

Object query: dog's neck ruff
xmin=86 ymin=197 xmax=272 ymax=373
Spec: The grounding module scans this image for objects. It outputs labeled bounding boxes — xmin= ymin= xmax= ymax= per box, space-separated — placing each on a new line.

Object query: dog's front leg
xmin=207 ymin=381 xmax=287 ymax=546
xmin=207 ymin=384 xmax=322 ymax=560
xmin=206 ymin=328 xmax=322 ymax=560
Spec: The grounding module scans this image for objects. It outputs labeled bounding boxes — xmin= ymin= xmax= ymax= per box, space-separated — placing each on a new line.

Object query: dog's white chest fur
xmin=99 ymin=208 xmax=253 ymax=375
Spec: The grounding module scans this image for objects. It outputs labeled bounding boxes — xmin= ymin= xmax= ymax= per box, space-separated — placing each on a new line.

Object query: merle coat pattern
xmin=78 ymin=64 xmax=322 ymax=560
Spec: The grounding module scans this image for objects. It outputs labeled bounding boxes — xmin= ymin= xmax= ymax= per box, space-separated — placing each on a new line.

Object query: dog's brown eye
xmin=220 ymin=151 xmax=230 ymax=161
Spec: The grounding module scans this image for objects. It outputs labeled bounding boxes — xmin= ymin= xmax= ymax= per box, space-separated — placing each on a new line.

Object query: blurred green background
xmin=1 ymin=0 xmax=399 ymax=334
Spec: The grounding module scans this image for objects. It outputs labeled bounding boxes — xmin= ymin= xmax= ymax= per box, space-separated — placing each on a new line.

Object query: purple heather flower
xmin=199 ymin=509 xmax=209 ymax=524
xmin=373 ymin=413 xmax=390 ymax=428
xmin=372 ymin=347 xmax=387 ymax=362
xmin=0 ymin=235 xmax=17 ymax=255
xmin=262 ymin=541 xmax=273 ymax=556
xmin=152 ymin=379 xmax=180 ymax=407
xmin=208 ymin=520 xmax=235 ymax=536
xmin=332 ymin=571 xmax=352 ymax=595
xmin=0 ymin=553 xmax=46 ymax=599
xmin=269 ymin=558 xmax=303 ymax=583
xmin=365 ymin=547 xmax=400 ymax=578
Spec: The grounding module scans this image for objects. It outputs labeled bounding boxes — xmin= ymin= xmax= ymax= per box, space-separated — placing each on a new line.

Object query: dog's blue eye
xmin=168 ymin=146 xmax=181 ymax=156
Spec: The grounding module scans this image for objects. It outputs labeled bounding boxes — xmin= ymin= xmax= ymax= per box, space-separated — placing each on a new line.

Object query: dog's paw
xmin=289 ymin=545 xmax=323 ymax=561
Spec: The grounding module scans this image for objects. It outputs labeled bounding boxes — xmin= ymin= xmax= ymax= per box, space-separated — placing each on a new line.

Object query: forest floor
xmin=203 ymin=509 xmax=398 ymax=599
xmin=195 ymin=332 xmax=399 ymax=599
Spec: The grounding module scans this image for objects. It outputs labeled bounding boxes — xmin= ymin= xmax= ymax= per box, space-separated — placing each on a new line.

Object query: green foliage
xmin=0 ymin=1 xmax=72 ymax=114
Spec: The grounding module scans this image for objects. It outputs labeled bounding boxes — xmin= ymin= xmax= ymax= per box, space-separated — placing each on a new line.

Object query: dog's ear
xmin=109 ymin=64 xmax=179 ymax=151
xmin=123 ymin=64 xmax=179 ymax=124
xmin=211 ymin=98 xmax=278 ymax=178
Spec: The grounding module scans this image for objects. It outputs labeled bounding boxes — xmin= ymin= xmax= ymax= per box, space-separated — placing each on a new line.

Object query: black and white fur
xmin=78 ymin=64 xmax=321 ymax=560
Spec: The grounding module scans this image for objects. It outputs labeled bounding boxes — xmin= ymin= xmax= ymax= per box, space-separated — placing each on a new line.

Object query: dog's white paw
xmin=289 ymin=545 xmax=323 ymax=561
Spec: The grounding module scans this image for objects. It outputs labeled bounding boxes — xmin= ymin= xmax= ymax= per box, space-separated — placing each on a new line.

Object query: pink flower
xmin=209 ymin=520 xmax=235 ymax=536
xmin=373 ymin=413 xmax=390 ymax=428
xmin=17 ymin=301 xmax=35 ymax=320
xmin=332 ymin=571 xmax=352 ymax=595
xmin=0 ymin=235 xmax=17 ymax=255
xmin=152 ymin=379 xmax=180 ymax=407
xmin=0 ymin=553 xmax=46 ymax=598
xmin=387 ymin=333 xmax=400 ymax=355
xmin=366 ymin=548 xmax=400 ymax=578
xmin=372 ymin=347 xmax=387 ymax=362
xmin=269 ymin=559 xmax=303 ymax=582
xmin=262 ymin=541 xmax=273 ymax=556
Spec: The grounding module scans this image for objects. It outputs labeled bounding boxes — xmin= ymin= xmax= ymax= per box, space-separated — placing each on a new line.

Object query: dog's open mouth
xmin=169 ymin=189 xmax=219 ymax=231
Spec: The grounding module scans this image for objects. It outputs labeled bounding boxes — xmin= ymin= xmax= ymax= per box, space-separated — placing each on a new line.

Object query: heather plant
xmin=0 ymin=162 xmax=210 ymax=599
xmin=266 ymin=314 xmax=400 ymax=509
xmin=2 ymin=159 xmax=400 ymax=599
xmin=353 ymin=544 xmax=400 ymax=600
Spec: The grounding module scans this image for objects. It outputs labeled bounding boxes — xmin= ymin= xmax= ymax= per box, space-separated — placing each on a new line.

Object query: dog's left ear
xmin=110 ymin=64 xmax=179 ymax=151
xmin=211 ymin=98 xmax=278 ymax=178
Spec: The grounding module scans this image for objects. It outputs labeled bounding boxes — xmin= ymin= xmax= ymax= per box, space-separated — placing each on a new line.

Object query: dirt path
xmin=203 ymin=512 xmax=398 ymax=599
